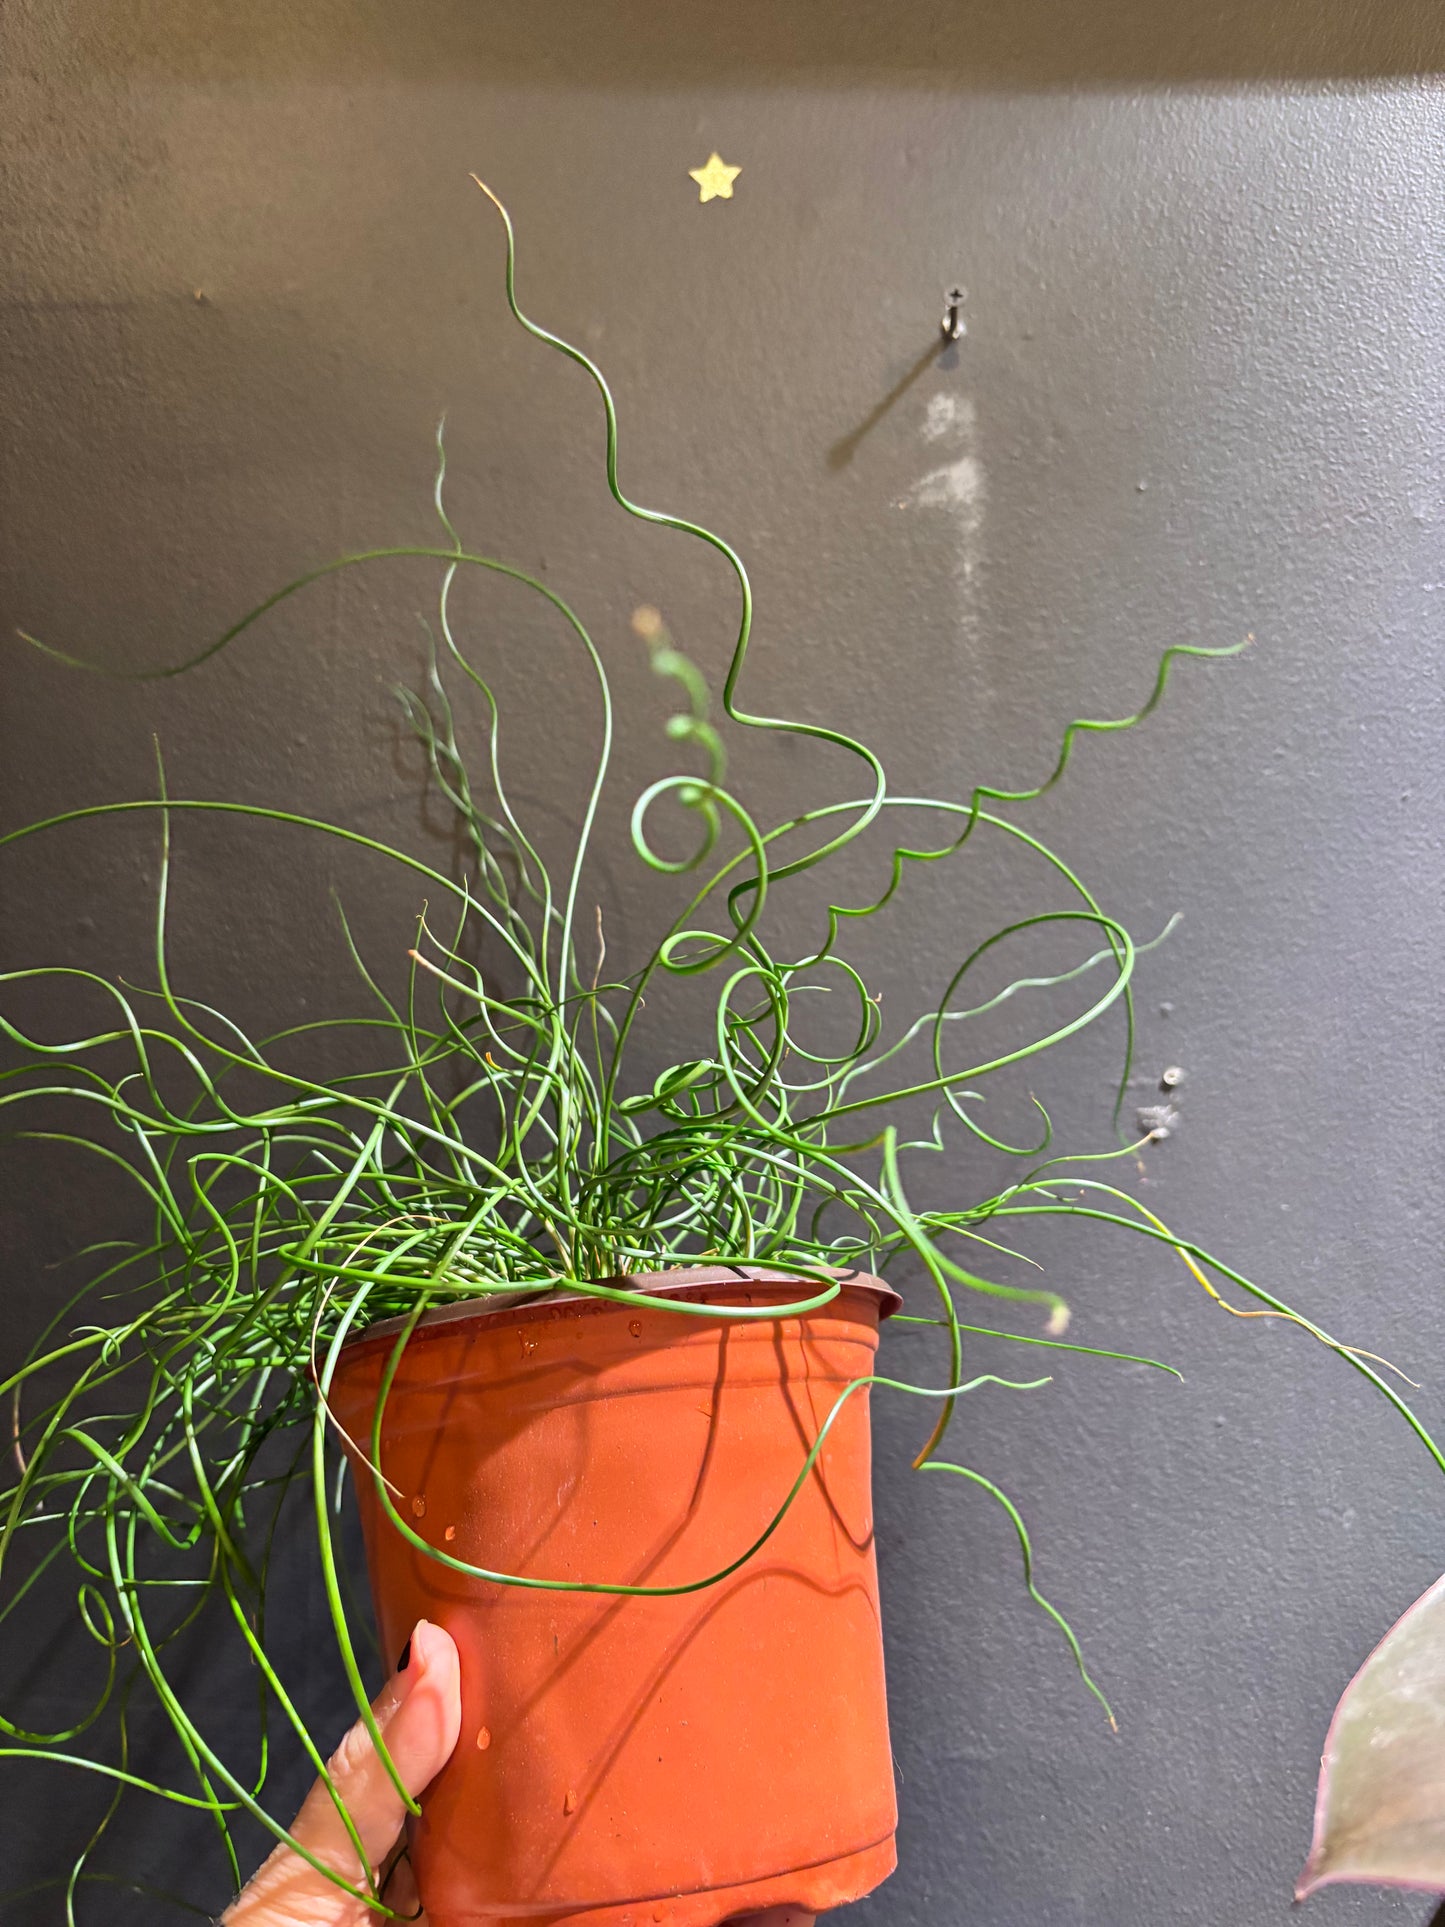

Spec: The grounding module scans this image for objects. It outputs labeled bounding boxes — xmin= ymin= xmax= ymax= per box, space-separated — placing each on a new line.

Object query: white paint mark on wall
xmin=909 ymin=455 xmax=984 ymax=517
xmin=922 ymin=391 xmax=976 ymax=442
xmin=902 ymin=391 xmax=984 ymax=605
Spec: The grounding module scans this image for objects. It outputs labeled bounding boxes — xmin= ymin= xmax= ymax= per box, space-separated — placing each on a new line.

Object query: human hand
xmin=222 ymin=1617 xmax=814 ymax=1926
xmin=224 ymin=1618 xmax=461 ymax=1925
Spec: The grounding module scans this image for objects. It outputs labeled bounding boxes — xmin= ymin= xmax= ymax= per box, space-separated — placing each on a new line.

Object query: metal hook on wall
xmin=941 ymin=287 xmax=966 ymax=343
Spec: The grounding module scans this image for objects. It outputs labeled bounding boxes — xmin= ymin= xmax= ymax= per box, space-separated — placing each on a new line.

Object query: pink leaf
xmin=1299 ymin=1572 xmax=1445 ymax=1899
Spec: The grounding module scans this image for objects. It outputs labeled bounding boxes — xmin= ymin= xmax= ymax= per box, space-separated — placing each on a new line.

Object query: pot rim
xmin=340 ymin=1262 xmax=902 ymax=1351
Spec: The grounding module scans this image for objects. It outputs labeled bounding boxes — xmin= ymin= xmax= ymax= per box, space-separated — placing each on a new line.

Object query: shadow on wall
xmin=61 ymin=0 xmax=1445 ymax=86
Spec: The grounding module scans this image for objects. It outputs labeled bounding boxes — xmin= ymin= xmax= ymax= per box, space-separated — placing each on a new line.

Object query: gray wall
xmin=2 ymin=4 xmax=1443 ymax=1922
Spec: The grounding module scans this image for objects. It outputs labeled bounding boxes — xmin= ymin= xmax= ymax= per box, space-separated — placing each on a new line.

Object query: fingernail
xmin=397 ymin=1636 xmax=412 ymax=1673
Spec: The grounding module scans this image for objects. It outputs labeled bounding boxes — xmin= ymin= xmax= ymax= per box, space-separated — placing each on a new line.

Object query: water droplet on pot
xmin=563 ymin=1788 xmax=578 ymax=1814
xmin=629 ymin=1319 xmax=643 ymax=1337
xmin=411 ymin=1495 xmax=427 ymax=1518
xmin=476 ymin=1725 xmax=491 ymax=1750
xmin=520 ymin=1332 xmax=538 ymax=1357
xmin=444 ymin=1524 xmax=457 ymax=1541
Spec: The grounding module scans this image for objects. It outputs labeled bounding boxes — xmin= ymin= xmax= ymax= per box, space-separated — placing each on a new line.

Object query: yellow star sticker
xmin=689 ymin=152 xmax=741 ymax=203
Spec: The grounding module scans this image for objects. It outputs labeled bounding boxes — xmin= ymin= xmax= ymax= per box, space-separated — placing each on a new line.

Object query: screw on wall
xmin=941 ymin=287 xmax=967 ymax=343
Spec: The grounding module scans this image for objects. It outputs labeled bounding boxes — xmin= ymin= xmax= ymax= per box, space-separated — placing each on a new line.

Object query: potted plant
xmin=3 ymin=185 xmax=1436 ymax=1926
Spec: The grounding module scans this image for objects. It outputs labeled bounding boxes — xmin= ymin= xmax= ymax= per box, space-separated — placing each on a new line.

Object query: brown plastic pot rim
xmin=341 ymin=1262 xmax=902 ymax=1351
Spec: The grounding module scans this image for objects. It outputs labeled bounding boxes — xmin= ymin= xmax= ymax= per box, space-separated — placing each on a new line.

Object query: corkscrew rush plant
xmin=2 ymin=181 xmax=1441 ymax=1921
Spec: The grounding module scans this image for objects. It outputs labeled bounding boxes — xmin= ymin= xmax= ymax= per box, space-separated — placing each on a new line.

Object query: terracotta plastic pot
xmin=328 ymin=1266 xmax=902 ymax=1927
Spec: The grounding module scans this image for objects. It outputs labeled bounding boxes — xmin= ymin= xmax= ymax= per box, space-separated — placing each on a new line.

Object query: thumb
xmin=225 ymin=1618 xmax=462 ymax=1924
